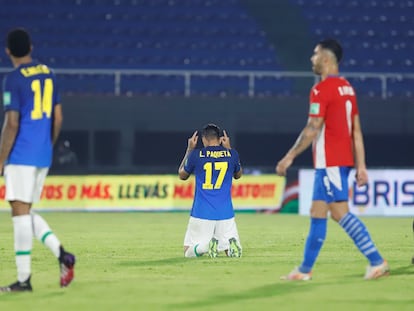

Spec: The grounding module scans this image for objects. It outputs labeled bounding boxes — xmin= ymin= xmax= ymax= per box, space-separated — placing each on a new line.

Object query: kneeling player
xmin=178 ymin=124 xmax=242 ymax=258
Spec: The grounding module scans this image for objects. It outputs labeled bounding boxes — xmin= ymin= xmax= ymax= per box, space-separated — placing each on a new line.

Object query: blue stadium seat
xmin=0 ymin=0 xmax=287 ymax=96
xmin=121 ymin=75 xmax=184 ymax=96
xmin=58 ymin=74 xmax=115 ymax=95
xmin=290 ymin=0 xmax=414 ymax=97
xmin=0 ymin=0 xmax=282 ymax=71
xmin=387 ymin=77 xmax=414 ymax=98
xmin=254 ymin=76 xmax=293 ymax=97
xmin=191 ymin=76 xmax=249 ymax=97
xmin=346 ymin=77 xmax=382 ymax=98
xmin=2 ymin=0 xmax=411 ymax=97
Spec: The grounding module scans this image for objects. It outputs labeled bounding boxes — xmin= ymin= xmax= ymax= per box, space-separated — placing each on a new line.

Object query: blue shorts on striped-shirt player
xmin=312 ymin=166 xmax=351 ymax=203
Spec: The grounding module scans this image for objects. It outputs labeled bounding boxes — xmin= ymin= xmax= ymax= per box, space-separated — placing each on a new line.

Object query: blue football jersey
xmin=2 ymin=61 xmax=60 ymax=167
xmin=184 ymin=145 xmax=241 ymax=220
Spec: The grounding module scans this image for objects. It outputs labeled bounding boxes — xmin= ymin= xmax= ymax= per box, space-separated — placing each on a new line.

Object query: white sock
xmin=194 ymin=242 xmax=210 ymax=256
xmin=184 ymin=242 xmax=210 ymax=257
xmin=184 ymin=244 xmax=209 ymax=258
xmin=31 ymin=213 xmax=61 ymax=258
xmin=184 ymin=246 xmax=197 ymax=258
xmin=13 ymin=215 xmax=33 ymax=282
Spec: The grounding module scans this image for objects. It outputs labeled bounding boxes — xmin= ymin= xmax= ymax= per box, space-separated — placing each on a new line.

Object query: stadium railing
xmin=0 ymin=68 xmax=413 ymax=99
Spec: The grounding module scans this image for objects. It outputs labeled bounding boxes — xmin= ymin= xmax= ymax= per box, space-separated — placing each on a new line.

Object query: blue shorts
xmin=312 ymin=166 xmax=351 ymax=203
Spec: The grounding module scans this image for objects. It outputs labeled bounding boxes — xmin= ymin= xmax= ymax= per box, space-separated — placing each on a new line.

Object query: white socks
xmin=31 ymin=212 xmax=61 ymax=258
xmin=13 ymin=215 xmax=33 ymax=282
xmin=184 ymin=246 xmax=197 ymax=258
xmin=12 ymin=213 xmax=62 ymax=283
xmin=195 ymin=242 xmax=209 ymax=255
xmin=184 ymin=242 xmax=209 ymax=258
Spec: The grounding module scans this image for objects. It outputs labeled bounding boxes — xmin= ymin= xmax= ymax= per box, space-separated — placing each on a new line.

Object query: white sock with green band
xmin=184 ymin=245 xmax=197 ymax=258
xmin=192 ymin=242 xmax=210 ymax=257
xmin=13 ymin=215 xmax=33 ymax=282
xmin=184 ymin=242 xmax=209 ymax=257
xmin=31 ymin=213 xmax=61 ymax=258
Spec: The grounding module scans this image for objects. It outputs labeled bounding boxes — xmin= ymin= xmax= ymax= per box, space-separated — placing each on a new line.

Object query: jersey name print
xmin=184 ymin=145 xmax=241 ymax=220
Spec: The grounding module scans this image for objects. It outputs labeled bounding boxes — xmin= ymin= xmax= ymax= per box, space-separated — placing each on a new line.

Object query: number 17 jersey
xmin=2 ymin=61 xmax=60 ymax=167
xmin=184 ymin=145 xmax=241 ymax=220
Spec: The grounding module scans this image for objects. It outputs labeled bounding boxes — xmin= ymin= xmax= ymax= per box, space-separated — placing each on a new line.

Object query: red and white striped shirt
xmin=308 ymin=76 xmax=358 ymax=168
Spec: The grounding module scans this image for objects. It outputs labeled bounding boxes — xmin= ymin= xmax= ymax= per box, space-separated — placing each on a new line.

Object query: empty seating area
xmin=294 ymin=0 xmax=414 ymax=72
xmin=0 ymin=0 xmax=412 ymax=97
xmin=0 ymin=0 xmax=289 ymax=96
xmin=121 ymin=75 xmax=184 ymax=96
xmin=0 ymin=0 xmax=280 ymax=70
xmin=291 ymin=0 xmax=414 ymax=97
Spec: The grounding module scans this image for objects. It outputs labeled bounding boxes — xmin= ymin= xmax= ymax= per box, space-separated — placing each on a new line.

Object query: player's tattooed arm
xmin=178 ymin=131 xmax=198 ymax=180
xmin=178 ymin=150 xmax=192 ymax=180
xmin=276 ymin=117 xmax=323 ymax=176
xmin=290 ymin=117 xmax=324 ymax=157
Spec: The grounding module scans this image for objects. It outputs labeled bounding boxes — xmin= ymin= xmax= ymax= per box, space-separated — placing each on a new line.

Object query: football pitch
xmin=0 ymin=212 xmax=413 ymax=311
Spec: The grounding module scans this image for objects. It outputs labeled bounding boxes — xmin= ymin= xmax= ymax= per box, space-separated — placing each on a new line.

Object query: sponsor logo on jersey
xmin=3 ymin=92 xmax=11 ymax=106
xmin=309 ymin=102 xmax=320 ymax=114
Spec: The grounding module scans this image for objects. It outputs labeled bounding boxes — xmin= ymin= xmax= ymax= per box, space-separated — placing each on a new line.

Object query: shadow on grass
xmin=0 ymin=289 xmax=66 ymax=301
xmin=170 ymin=281 xmax=333 ymax=309
xmin=343 ymin=263 xmax=414 ymax=279
xmin=389 ymin=264 xmax=414 ymax=276
xmin=118 ymin=257 xmax=187 ymax=267
xmin=169 ymin=265 xmax=414 ymax=310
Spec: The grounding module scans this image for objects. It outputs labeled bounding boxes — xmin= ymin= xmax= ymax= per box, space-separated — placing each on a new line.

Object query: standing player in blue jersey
xmin=179 ymin=124 xmax=243 ymax=258
xmin=0 ymin=29 xmax=75 ymax=292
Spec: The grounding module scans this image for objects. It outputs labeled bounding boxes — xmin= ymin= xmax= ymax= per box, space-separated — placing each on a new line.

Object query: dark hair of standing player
xmin=7 ymin=28 xmax=31 ymax=57
xmin=318 ymin=38 xmax=343 ymax=64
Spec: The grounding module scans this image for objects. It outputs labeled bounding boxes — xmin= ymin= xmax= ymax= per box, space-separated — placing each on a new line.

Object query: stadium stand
xmin=0 ymin=0 xmax=412 ymax=97
xmin=292 ymin=0 xmax=414 ymax=72
xmin=0 ymin=0 xmax=289 ymax=96
xmin=290 ymin=0 xmax=414 ymax=97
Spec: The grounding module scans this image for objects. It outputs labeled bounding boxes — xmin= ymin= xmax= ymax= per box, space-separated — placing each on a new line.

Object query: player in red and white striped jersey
xmin=276 ymin=39 xmax=389 ymax=281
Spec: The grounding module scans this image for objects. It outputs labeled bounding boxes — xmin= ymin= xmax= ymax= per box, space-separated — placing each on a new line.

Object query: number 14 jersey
xmin=184 ymin=145 xmax=241 ymax=220
xmin=2 ymin=61 xmax=60 ymax=167
xmin=308 ymin=76 xmax=359 ymax=168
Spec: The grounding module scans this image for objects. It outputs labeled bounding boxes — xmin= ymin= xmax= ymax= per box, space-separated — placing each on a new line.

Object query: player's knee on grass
xmin=184 ymin=245 xmax=197 ymax=258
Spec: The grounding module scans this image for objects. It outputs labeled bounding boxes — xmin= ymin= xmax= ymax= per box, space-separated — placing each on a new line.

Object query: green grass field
xmin=0 ymin=212 xmax=413 ymax=311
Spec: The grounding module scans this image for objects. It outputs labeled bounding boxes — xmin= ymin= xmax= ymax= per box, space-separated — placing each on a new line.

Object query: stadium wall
xmin=1 ymin=95 xmax=411 ymax=172
xmin=59 ymin=95 xmax=413 ymax=171
xmin=59 ymin=95 xmax=414 ymax=134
